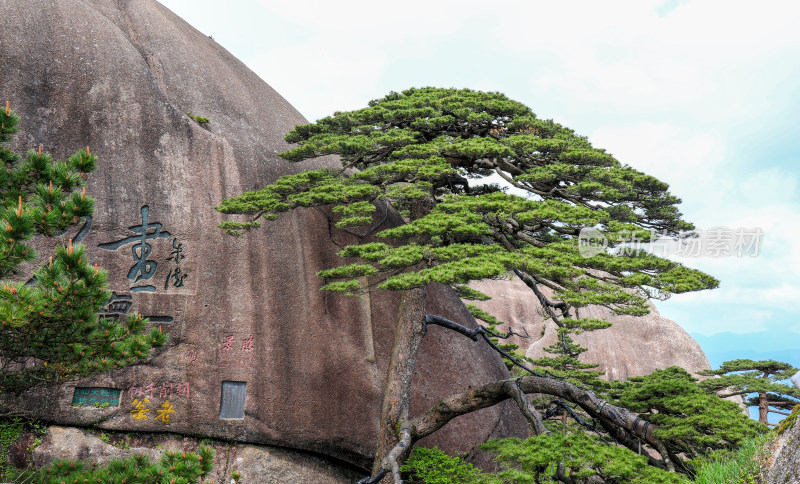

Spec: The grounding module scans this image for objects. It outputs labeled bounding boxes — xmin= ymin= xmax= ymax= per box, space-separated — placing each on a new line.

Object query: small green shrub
xmin=187 ymin=112 xmax=209 ymax=124
xmin=36 ymin=445 xmax=214 ymax=483
xmin=0 ymin=418 xmax=24 ymax=480
xmin=400 ymin=447 xmax=499 ymax=484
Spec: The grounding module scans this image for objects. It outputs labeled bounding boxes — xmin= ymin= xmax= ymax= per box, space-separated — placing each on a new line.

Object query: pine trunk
xmin=371 ymin=286 xmax=427 ymax=480
xmin=759 ymin=392 xmax=769 ymax=424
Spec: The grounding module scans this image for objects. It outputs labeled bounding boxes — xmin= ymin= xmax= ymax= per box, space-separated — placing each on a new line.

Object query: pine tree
xmin=699 ymin=359 xmax=800 ymax=425
xmin=615 ymin=367 xmax=764 ymax=458
xmin=217 ymin=88 xmax=720 ymax=482
xmin=0 ymin=103 xmax=166 ymax=396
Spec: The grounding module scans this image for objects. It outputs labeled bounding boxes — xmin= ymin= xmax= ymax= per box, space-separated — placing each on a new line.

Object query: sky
xmin=157 ymin=0 xmax=800 ymax=374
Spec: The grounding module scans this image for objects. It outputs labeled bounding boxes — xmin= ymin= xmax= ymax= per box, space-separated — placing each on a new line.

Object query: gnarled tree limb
xmin=359 ymin=373 xmax=671 ymax=483
xmin=505 ymin=378 xmax=550 ymax=435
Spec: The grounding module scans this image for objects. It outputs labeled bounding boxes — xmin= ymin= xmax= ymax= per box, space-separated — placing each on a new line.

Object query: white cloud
xmin=666 ymin=284 xmax=800 ymax=306
xmin=245 ymin=44 xmax=390 ymax=122
xmin=475 ymin=1 xmax=800 ymax=140
xmin=245 ymin=0 xmax=497 ymax=121
xmin=587 ymin=122 xmax=725 ymax=201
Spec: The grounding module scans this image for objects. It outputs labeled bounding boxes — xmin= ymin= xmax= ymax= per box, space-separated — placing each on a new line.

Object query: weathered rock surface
xmin=0 ymin=0 xmax=525 ymax=471
xmin=26 ymin=426 xmax=362 ymax=483
xmin=469 ymin=277 xmax=711 ymax=379
xmin=764 ymin=410 xmax=800 ymax=484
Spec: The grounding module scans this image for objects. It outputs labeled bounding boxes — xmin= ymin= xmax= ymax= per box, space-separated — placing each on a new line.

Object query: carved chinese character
xmin=167 ymin=238 xmax=185 ymax=263
xmin=164 ymin=267 xmax=188 ymax=290
xmin=176 ymin=382 xmax=190 ymax=399
xmin=240 ymin=335 xmax=254 ymax=352
xmin=130 ymin=398 xmax=150 ymax=420
xmin=154 ymin=400 xmax=175 ymax=423
xmin=99 ymin=292 xmax=133 ymax=320
xmin=159 ymin=382 xmax=173 ymax=399
xmin=185 ymin=348 xmax=199 ymax=363
xmin=222 ymin=335 xmax=235 ymax=351
xmin=98 ymin=206 xmax=171 ymax=293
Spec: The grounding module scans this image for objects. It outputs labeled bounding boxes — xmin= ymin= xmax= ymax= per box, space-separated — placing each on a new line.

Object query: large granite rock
xmin=469 ymin=277 xmax=711 ymax=379
xmin=0 ymin=0 xmax=524 ymax=471
xmin=764 ymin=408 xmax=800 ymax=484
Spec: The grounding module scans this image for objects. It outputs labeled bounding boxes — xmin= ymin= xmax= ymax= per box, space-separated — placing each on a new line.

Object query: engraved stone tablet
xmin=71 ymin=388 xmax=121 ymax=407
xmin=219 ymin=381 xmax=247 ymax=419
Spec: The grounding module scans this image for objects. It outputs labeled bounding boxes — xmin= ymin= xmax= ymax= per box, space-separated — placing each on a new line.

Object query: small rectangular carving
xmin=219 ymin=381 xmax=246 ymax=419
xmin=72 ymin=387 xmax=121 ymax=407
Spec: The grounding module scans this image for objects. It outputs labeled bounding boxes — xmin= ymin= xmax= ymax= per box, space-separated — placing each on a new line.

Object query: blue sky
xmin=158 ymin=0 xmax=800 ymax=372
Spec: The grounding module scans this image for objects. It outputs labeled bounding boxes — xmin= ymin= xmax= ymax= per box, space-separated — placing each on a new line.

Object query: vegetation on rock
xmin=187 ymin=112 xmax=209 ymax=125
xmin=32 ymin=446 xmax=214 ymax=484
xmin=404 ymin=431 xmax=775 ymax=484
xmin=0 ymin=104 xmax=166 ymax=396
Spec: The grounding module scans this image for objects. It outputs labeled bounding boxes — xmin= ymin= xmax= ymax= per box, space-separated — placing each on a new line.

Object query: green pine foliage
xmin=614 ymin=367 xmax=766 ymax=458
xmin=405 ymin=428 xmax=773 ymax=484
xmin=698 ymin=359 xmax=800 ymax=424
xmin=400 ymin=365 xmax=775 ymax=483
xmin=217 ymin=86 xmax=716 ymax=321
xmin=400 ymin=447 xmax=500 ymax=484
xmin=0 ymin=104 xmax=166 ymax=394
xmin=480 ymin=431 xmax=689 ymax=484
xmin=525 ymin=315 xmax=614 ymax=390
xmin=34 ymin=446 xmax=214 ymax=484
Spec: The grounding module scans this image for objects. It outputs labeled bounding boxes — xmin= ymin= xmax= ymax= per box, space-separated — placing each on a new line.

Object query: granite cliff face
xmin=469 ymin=278 xmax=711 ymax=379
xmin=0 ymin=0 xmax=524 ymax=470
xmin=764 ymin=409 xmax=800 ymax=484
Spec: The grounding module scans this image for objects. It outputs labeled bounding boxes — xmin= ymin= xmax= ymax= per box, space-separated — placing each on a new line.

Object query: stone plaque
xmin=219 ymin=381 xmax=246 ymax=419
xmin=72 ymin=388 xmax=121 ymax=407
